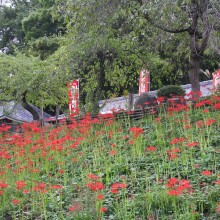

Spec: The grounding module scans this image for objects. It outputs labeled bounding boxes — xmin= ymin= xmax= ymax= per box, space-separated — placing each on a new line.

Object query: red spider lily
xmin=167 ymin=148 xmax=180 ymax=160
xmin=129 ymin=127 xmax=144 ymax=138
xmin=155 ymin=117 xmax=161 ymax=123
xmin=87 ymin=173 xmax=100 ymax=180
xmin=203 ymin=109 xmax=209 ymax=113
xmin=170 ymin=137 xmax=184 ymax=145
xmin=108 ymin=131 xmax=114 ymax=138
xmin=111 ymin=182 xmax=127 ymax=194
xmin=213 ymin=103 xmax=220 ymax=109
xmin=186 ymin=142 xmax=199 ymax=147
xmin=109 ymin=150 xmax=117 ymax=155
xmin=157 ymin=96 xmax=165 ymax=104
xmin=12 ymin=199 xmax=20 ymax=205
xmin=128 ymin=139 xmax=134 ymax=145
xmin=167 ymin=189 xmax=182 ymax=196
xmin=69 ymin=202 xmax=81 ymax=212
xmin=145 ymin=146 xmax=156 ymax=152
xmin=23 ymin=189 xmax=29 ymax=194
xmin=49 ymin=185 xmax=63 ymax=190
xmin=0 ymin=124 xmax=11 ymax=132
xmin=172 ymin=148 xmax=181 ymax=153
xmin=213 ymin=180 xmax=220 ymax=185
xmin=111 ymin=143 xmax=116 ymax=148
xmin=166 ymin=178 xmax=179 ymax=188
xmin=195 ymin=120 xmax=204 ymax=128
xmin=194 ymin=100 xmax=212 ymax=108
xmin=110 ymin=188 xmax=119 ymax=194
xmin=184 ymin=124 xmax=192 ymax=129
xmin=15 ymin=180 xmax=26 ymax=190
xmin=205 ymin=119 xmax=216 ymax=126
xmin=178 ymin=179 xmax=191 ymax=189
xmin=111 ymin=183 xmax=127 ymax=189
xmin=96 ymin=194 xmax=104 ymax=200
xmin=58 ymin=169 xmax=64 ymax=174
xmin=186 ymin=91 xmax=202 ymax=100
xmin=201 ymin=170 xmax=212 ymax=176
xmin=212 ymin=96 xmax=220 ymax=101
xmin=86 ymin=182 xmax=105 ymax=191
xmin=168 ymin=153 xmax=178 ymax=160
xmin=33 ymin=182 xmax=47 ymax=193
xmin=100 ymin=207 xmax=107 ymax=213
xmin=0 ymin=182 xmax=9 ymax=189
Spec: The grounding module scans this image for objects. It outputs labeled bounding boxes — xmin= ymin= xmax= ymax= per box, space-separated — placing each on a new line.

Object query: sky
xmin=0 ymin=0 xmax=11 ymax=6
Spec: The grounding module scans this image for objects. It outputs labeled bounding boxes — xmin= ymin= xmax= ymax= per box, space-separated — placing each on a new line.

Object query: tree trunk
xmin=189 ymin=54 xmax=201 ymax=94
xmin=55 ymin=104 xmax=60 ymax=125
xmin=188 ymin=33 xmax=202 ymax=100
xmin=21 ymin=92 xmax=40 ymax=121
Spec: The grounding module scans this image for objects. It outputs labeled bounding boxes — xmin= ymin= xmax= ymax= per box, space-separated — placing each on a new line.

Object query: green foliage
xmin=156 ymin=85 xmax=186 ymax=98
xmin=0 ymin=51 xmax=69 ymax=111
xmin=22 ymin=8 xmax=60 ymax=40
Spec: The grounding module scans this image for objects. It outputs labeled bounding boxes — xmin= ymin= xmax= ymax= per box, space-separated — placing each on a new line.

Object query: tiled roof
xmin=0 ymin=101 xmax=51 ymax=123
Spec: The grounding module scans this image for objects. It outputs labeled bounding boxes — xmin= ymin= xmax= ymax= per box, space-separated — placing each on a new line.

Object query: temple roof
xmin=0 ymin=101 xmax=51 ymax=123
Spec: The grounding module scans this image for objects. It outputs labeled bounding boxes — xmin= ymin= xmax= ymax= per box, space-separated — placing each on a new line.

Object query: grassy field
xmin=0 ymin=96 xmax=220 ymax=220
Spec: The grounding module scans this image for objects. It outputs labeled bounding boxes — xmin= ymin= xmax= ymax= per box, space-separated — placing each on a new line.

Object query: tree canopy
xmin=0 ymin=0 xmax=219 ymax=117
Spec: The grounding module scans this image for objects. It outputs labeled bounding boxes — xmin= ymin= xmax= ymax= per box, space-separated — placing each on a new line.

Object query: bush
xmin=156 ymin=85 xmax=186 ymax=98
xmin=134 ymin=93 xmax=157 ymax=109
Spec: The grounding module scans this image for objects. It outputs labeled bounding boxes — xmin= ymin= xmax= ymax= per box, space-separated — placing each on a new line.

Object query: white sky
xmin=0 ymin=0 xmax=11 ymax=6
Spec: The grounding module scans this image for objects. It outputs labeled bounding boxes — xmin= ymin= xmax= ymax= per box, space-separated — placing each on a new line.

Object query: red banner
xmin=68 ymin=80 xmax=79 ymax=115
xmin=213 ymin=69 xmax=220 ymax=91
xmin=139 ymin=66 xmax=150 ymax=95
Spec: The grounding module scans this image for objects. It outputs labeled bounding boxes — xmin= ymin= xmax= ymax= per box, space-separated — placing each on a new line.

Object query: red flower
xmin=213 ymin=180 xmax=220 ymax=185
xmin=166 ymin=178 xmax=179 ymax=188
xmin=213 ymin=103 xmax=220 ymax=110
xmin=129 ymin=127 xmax=144 ymax=138
xmin=201 ymin=170 xmax=212 ymax=176
xmin=12 ymin=199 xmax=20 ymax=205
xmin=170 ymin=137 xmax=184 ymax=145
xmin=111 ymin=183 xmax=127 ymax=190
xmin=109 ymin=150 xmax=117 ymax=155
xmin=15 ymin=180 xmax=26 ymax=190
xmin=146 ymin=146 xmax=156 ymax=152
xmin=187 ymin=142 xmax=199 ymax=147
xmin=96 ymin=194 xmax=104 ymax=200
xmin=128 ymin=139 xmax=134 ymax=145
xmin=86 ymin=182 xmax=105 ymax=191
xmin=69 ymin=203 xmax=81 ymax=212
xmin=205 ymin=119 xmax=216 ymax=126
xmin=23 ymin=189 xmax=29 ymax=194
xmin=168 ymin=189 xmax=182 ymax=196
xmin=110 ymin=188 xmax=119 ymax=194
xmin=100 ymin=207 xmax=107 ymax=213
xmin=0 ymin=182 xmax=9 ymax=189
xmin=87 ymin=173 xmax=100 ymax=180
xmin=50 ymin=185 xmax=63 ymax=190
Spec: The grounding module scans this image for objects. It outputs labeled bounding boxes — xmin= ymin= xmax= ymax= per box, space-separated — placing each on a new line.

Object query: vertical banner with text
xmin=68 ymin=80 xmax=79 ymax=115
xmin=213 ymin=69 xmax=220 ymax=91
xmin=139 ymin=66 xmax=150 ymax=96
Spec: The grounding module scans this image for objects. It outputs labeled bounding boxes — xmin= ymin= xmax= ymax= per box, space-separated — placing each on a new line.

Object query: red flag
xmin=213 ymin=69 xmax=220 ymax=91
xmin=139 ymin=66 xmax=150 ymax=95
xmin=68 ymin=80 xmax=79 ymax=115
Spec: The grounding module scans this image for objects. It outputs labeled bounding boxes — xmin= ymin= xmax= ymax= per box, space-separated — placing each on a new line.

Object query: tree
xmin=134 ymin=0 xmax=220 ymax=97
xmin=0 ymin=0 xmax=40 ymax=53
xmin=0 ymin=51 xmax=69 ymax=120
